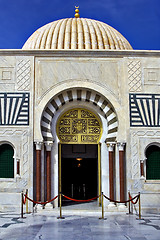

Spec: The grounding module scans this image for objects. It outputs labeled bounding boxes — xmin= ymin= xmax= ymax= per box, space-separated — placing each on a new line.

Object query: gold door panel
xmin=57 ymin=108 xmax=102 ymax=144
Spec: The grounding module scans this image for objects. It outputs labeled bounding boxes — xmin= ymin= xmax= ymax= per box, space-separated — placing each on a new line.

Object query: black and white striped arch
xmin=41 ymin=89 xmax=118 ymax=142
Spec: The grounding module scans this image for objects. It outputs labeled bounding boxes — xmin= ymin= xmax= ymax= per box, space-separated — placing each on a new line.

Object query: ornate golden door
xmin=57 ymin=108 xmax=102 ymax=204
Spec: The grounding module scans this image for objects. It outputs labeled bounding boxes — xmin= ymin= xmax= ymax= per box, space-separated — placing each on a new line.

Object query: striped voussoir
xmin=41 ymin=89 xmax=118 ymax=142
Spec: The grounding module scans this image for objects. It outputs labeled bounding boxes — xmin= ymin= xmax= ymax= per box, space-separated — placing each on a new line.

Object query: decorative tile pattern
xmin=130 ymin=94 xmax=160 ymax=127
xmin=128 ymin=61 xmax=142 ymax=92
xmin=0 ymin=93 xmax=29 ymax=125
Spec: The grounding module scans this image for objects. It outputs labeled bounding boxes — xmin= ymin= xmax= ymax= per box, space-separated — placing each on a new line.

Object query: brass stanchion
xmin=138 ymin=192 xmax=141 ymax=220
xmin=57 ymin=193 xmax=65 ymax=219
xmin=136 ymin=192 xmax=143 ymax=220
xmin=128 ymin=191 xmax=131 ymax=214
xmin=21 ymin=191 xmax=24 ymax=218
xmin=26 ymin=189 xmax=28 ymax=214
xmin=98 ymin=144 xmax=101 ymax=206
xmin=99 ymin=192 xmax=106 ymax=220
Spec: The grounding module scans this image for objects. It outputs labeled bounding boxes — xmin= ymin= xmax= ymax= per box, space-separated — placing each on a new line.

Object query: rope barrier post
xmin=21 ymin=191 xmax=24 ymax=218
xmin=128 ymin=191 xmax=131 ymax=214
xmin=99 ymin=192 xmax=106 ymax=220
xmin=26 ymin=189 xmax=28 ymax=214
xmin=138 ymin=192 xmax=141 ymax=220
xmin=57 ymin=193 xmax=65 ymax=219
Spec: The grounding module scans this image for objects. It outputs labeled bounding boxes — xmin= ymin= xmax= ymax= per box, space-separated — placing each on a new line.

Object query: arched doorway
xmin=38 ymin=88 xmax=119 ymax=206
xmin=57 ymin=108 xmax=102 ymax=205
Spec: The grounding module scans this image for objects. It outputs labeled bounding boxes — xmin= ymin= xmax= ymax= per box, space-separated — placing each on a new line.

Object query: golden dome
xmin=22 ymin=18 xmax=132 ymax=50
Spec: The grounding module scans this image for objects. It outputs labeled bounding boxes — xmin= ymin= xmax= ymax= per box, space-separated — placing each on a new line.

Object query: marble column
xmin=35 ymin=142 xmax=43 ymax=202
xmin=45 ymin=143 xmax=53 ymax=201
xmin=107 ymin=143 xmax=115 ymax=207
xmin=117 ymin=142 xmax=126 ymax=206
xmin=16 ymin=159 xmax=20 ymax=175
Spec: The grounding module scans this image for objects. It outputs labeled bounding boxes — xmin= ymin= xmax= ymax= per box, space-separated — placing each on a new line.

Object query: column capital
xmin=45 ymin=142 xmax=53 ymax=152
xmin=106 ymin=143 xmax=116 ymax=152
xmin=117 ymin=142 xmax=125 ymax=151
xmin=140 ymin=158 xmax=147 ymax=163
xmin=35 ymin=142 xmax=43 ymax=150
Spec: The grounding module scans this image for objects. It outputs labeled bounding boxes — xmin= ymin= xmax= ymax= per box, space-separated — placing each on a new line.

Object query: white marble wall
xmin=0 ymin=50 xmax=160 ymax=212
xmin=34 ymin=52 xmax=160 ymax=212
xmin=0 ymin=55 xmax=34 ymax=211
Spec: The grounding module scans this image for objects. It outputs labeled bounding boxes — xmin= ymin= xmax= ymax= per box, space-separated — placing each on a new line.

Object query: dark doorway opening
xmin=61 ymin=144 xmax=98 ymax=205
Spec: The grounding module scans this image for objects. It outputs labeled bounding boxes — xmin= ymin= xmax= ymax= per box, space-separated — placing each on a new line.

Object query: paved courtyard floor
xmin=0 ymin=209 xmax=160 ymax=240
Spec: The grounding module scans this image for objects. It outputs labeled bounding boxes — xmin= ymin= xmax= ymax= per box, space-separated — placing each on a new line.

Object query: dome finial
xmin=75 ymin=6 xmax=80 ymax=18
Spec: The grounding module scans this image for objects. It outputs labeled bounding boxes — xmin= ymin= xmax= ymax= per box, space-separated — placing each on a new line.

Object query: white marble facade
xmin=0 ymin=49 xmax=160 ymax=212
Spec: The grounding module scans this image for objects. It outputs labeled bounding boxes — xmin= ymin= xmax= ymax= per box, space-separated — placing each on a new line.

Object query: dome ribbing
xmin=22 ymin=18 xmax=132 ymax=50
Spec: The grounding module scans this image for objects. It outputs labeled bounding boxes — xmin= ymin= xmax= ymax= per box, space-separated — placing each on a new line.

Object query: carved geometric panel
xmin=2 ymin=70 xmax=12 ymax=80
xmin=130 ymin=132 xmax=139 ymax=179
xmin=16 ymin=60 xmax=31 ymax=91
xmin=0 ymin=93 xmax=29 ymax=125
xmin=128 ymin=61 xmax=142 ymax=92
xmin=130 ymin=94 xmax=160 ymax=127
xmin=0 ymin=67 xmax=14 ymax=81
xmin=22 ymin=130 xmax=29 ymax=180
xmin=144 ymin=68 xmax=160 ymax=85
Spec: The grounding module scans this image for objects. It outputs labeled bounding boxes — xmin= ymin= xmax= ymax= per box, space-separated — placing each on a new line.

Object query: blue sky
xmin=0 ymin=0 xmax=159 ymax=50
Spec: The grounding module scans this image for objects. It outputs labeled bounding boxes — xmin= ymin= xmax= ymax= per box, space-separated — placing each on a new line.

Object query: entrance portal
xmin=61 ymin=144 xmax=98 ymax=205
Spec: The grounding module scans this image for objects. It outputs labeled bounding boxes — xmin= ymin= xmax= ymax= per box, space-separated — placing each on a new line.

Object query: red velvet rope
xmin=62 ymin=194 xmax=100 ymax=202
xmin=23 ymin=192 xmax=140 ymax=205
xmin=103 ymin=193 xmax=140 ymax=204
xmin=24 ymin=194 xmax=58 ymax=205
xmin=129 ymin=193 xmax=139 ymax=205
